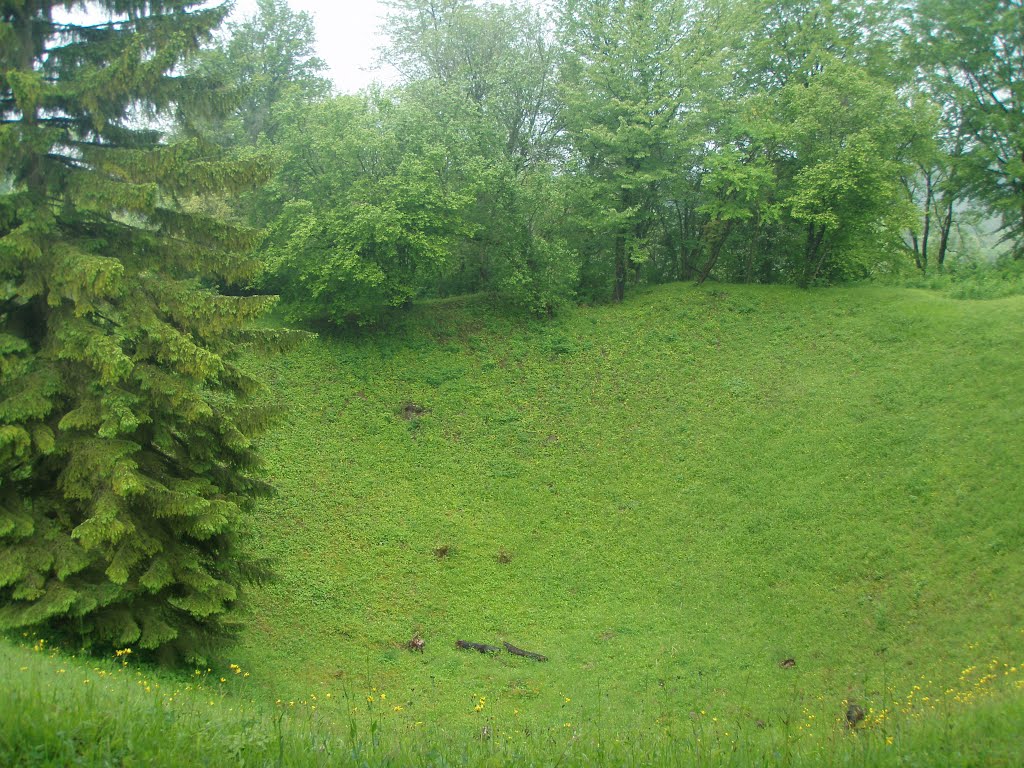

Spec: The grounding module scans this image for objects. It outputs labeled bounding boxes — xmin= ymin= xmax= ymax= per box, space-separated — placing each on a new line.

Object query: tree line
xmin=198 ymin=0 xmax=1023 ymax=325
xmin=0 ymin=0 xmax=1020 ymax=659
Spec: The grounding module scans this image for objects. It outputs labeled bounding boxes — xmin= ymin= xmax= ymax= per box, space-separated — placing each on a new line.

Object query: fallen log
xmin=456 ymin=639 xmax=501 ymax=654
xmin=503 ymin=641 xmax=547 ymax=662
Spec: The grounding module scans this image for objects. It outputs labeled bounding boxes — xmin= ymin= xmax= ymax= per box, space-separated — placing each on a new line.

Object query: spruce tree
xmin=1 ymin=1 xmax=276 ymax=660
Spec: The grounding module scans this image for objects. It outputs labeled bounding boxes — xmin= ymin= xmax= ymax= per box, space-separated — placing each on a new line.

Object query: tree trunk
xmin=910 ymin=231 xmax=923 ymax=271
xmin=696 ymin=219 xmax=735 ymax=285
xmin=744 ymin=210 xmax=761 ymax=283
xmin=936 ymin=195 xmax=954 ymax=270
xmin=683 ymin=206 xmax=695 ymax=280
xmin=673 ymin=203 xmax=686 ymax=280
xmin=613 ymin=232 xmax=626 ymax=302
xmin=801 ymin=222 xmax=827 ymax=287
xmin=920 ymin=170 xmax=934 ymax=273
xmin=920 ymin=208 xmax=931 ymax=274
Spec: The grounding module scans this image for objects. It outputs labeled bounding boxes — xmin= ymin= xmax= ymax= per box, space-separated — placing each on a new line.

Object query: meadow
xmin=5 ymin=282 xmax=1024 ymax=765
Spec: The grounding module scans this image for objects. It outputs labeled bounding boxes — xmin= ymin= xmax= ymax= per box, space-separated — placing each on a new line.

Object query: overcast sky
xmin=229 ymin=0 xmax=396 ymax=93
xmin=60 ymin=1 xmax=548 ymax=94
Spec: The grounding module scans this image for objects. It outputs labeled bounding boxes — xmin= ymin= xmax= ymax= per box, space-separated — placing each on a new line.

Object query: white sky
xmin=229 ymin=1 xmax=396 ymax=93
xmin=60 ymin=1 xmax=548 ymax=95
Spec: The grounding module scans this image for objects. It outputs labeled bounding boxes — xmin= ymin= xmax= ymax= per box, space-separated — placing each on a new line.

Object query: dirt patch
xmin=401 ymin=402 xmax=427 ymax=419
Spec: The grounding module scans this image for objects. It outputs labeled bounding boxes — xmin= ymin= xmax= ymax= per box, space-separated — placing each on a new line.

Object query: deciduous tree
xmin=558 ymin=0 xmax=688 ymax=301
xmin=914 ymin=0 xmax=1024 ymax=257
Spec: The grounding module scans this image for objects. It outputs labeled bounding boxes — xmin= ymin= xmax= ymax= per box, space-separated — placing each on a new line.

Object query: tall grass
xmin=897 ymin=256 xmax=1024 ymax=299
xmin=3 ymin=638 xmax=1021 ymax=767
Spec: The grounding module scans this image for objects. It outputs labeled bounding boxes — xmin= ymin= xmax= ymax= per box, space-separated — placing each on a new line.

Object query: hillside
xmin=5 ymin=283 xmax=1023 ymax=765
xmin=233 ymin=283 xmax=1024 ymax=739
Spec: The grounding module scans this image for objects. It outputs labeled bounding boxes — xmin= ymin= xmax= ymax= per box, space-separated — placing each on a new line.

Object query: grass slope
xmin=230 ymin=283 xmax=1023 ymax=744
xmin=5 ymin=283 xmax=1022 ymax=766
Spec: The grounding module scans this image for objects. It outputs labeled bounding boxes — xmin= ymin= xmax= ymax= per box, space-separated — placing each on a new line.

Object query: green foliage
xmin=259 ymin=87 xmax=492 ymax=325
xmin=0 ymin=1 xmax=277 ymax=659
xmin=250 ymin=0 xmax=579 ymax=324
xmin=182 ymin=0 xmax=1014 ymax=312
xmin=558 ymin=0 xmax=689 ymax=301
xmin=185 ymin=0 xmax=330 ymax=147
xmin=550 ymin=0 xmax=935 ymax=293
xmin=898 ymin=255 xmax=1024 ymax=299
xmin=914 ymin=0 xmax=1024 ymax=257
xmin=383 ymin=0 xmax=560 ymax=172
xmin=694 ymin=2 xmax=932 ymax=285
xmin=773 ymin=60 xmax=927 ymax=283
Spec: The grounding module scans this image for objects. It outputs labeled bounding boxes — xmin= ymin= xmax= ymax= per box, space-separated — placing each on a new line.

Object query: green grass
xmin=236 ymin=283 xmax=1024 ymax=738
xmin=6 ymin=282 xmax=1024 ymax=764
xmin=3 ymin=637 xmax=1022 ymax=766
xmin=893 ymin=257 xmax=1024 ymax=299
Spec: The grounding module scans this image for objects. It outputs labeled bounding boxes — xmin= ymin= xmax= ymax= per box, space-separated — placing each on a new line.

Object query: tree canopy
xmin=183 ymin=0 xmax=1019 ymax=323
